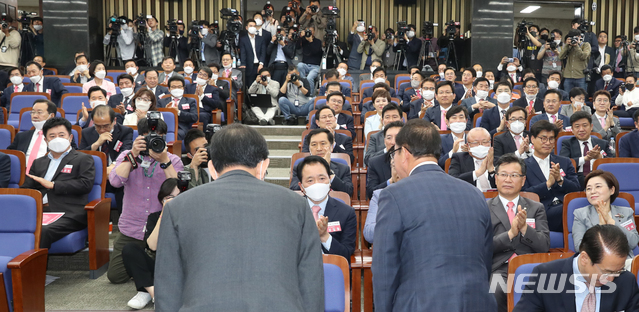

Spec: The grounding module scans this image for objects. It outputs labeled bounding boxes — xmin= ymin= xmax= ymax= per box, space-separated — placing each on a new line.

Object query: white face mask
xmin=422 ymin=90 xmax=435 ymax=100
xmin=574 ymin=101 xmax=584 ymax=110
xmin=356 ymin=26 xmax=365 ymax=33
xmin=507 ymin=65 xmax=517 ymax=72
xmin=121 ymin=24 xmax=128 ymax=31
xmin=509 ymin=120 xmax=525 ymax=134
xmin=476 ymin=71 xmax=483 ymax=78
xmin=196 ymin=77 xmax=208 ymax=86
xmin=223 ymin=63 xmax=232 ymax=70
xmin=337 ymin=68 xmax=347 ymax=77
xmin=184 ymin=66 xmax=194 ymax=74
xmin=407 ymin=31 xmax=415 ymax=38
xmin=211 ymin=73 xmax=218 ymax=81
xmin=170 ymin=89 xmax=184 ymax=98
xmin=248 ymin=27 xmax=257 ymax=35
xmin=126 ymin=67 xmax=137 ymax=75
xmin=476 ymin=90 xmax=488 ymax=99
xmin=10 ymin=76 xmax=22 ymax=85
xmin=603 ymin=74 xmax=613 ymax=82
xmin=635 ymin=35 xmax=639 ymax=42
xmin=496 ymin=92 xmax=511 ymax=104
xmin=32 ymin=120 xmax=46 ymax=131
xmin=470 ymin=145 xmax=490 ymax=159
xmin=547 ymin=80 xmax=559 ymax=89
xmin=554 ymin=39 xmax=561 ymax=45
xmin=374 ymin=77 xmax=385 ymax=84
xmin=449 ymin=122 xmax=466 ymax=134
xmin=201 ymin=28 xmax=209 ymax=36
xmin=90 ymin=100 xmax=106 ymax=108
xmin=30 ymin=75 xmax=42 ymax=84
xmin=410 ymin=80 xmax=420 ymax=89
xmin=525 ymin=92 xmax=537 ymax=101
xmin=48 ymin=137 xmax=71 ymax=153
xmin=135 ymin=99 xmax=151 ymax=111
xmin=34 ymin=25 xmax=43 ymax=31
xmin=94 ymin=70 xmax=107 ymax=79
xmin=120 ymin=87 xmax=133 ymax=97
xmin=303 ymin=182 xmax=331 ymax=202
xmin=77 ymin=64 xmax=88 ymax=73
xmin=255 ymin=19 xmax=263 ymax=26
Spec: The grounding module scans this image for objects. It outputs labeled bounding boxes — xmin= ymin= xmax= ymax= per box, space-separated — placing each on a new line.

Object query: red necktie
xmin=583 ymin=142 xmax=591 ymax=175
xmin=14 ymin=85 xmax=18 ymax=92
xmin=507 ymin=202 xmax=518 ymax=262
xmin=26 ymin=130 xmax=43 ymax=173
xmin=173 ymin=98 xmax=179 ymax=108
xmin=36 ymin=83 xmax=40 ymax=92
xmin=604 ymin=82 xmax=609 ymax=90
xmin=529 ymin=100 xmax=534 ymax=110
xmin=582 ymin=291 xmax=596 ymax=312
xmin=551 ymin=115 xmax=557 ymax=123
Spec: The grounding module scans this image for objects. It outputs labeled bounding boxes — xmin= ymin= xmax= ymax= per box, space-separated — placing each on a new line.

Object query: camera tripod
xmin=188 ymin=37 xmax=204 ymax=69
xmin=393 ymin=43 xmax=407 ymax=70
xmin=322 ymin=39 xmax=342 ymax=69
xmin=444 ymin=38 xmax=459 ymax=70
xmin=136 ymin=27 xmax=152 ymax=67
xmin=18 ymin=27 xmax=35 ymax=67
xmin=105 ymin=33 xmax=122 ymax=67
xmin=167 ymin=32 xmax=179 ymax=63
xmin=417 ymin=36 xmax=438 ymax=71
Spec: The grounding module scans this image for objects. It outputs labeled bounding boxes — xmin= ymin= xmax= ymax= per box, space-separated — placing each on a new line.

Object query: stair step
xmin=250 ymin=125 xmax=307 ymax=136
xmin=265 ymin=167 xmax=293 ymax=187
xmin=265 ymin=135 xmax=302 ymax=150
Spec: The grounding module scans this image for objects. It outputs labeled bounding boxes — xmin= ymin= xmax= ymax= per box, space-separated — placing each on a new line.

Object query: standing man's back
xmin=373 ymin=118 xmax=497 ymax=312
xmin=155 ymin=124 xmax=324 ymax=312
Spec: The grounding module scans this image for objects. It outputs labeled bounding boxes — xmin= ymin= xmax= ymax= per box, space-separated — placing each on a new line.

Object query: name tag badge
xmin=621 ymin=220 xmax=636 ymax=231
xmin=560 ymin=168 xmax=566 ymax=177
xmin=61 ymin=164 xmax=73 ymax=174
xmin=294 ymin=100 xmax=299 ymax=107
xmin=114 ymin=140 xmax=123 ymax=152
xmin=564 ymin=126 xmax=572 ymax=132
xmin=158 ymin=93 xmax=165 ymax=98
xmin=46 ymin=89 xmax=52 ymax=95
xmin=601 ymin=150 xmax=607 ymax=156
xmin=141 ymin=159 xmax=151 ymax=169
xmin=182 ymin=103 xmax=190 ymax=110
xmin=526 ymin=218 xmax=536 ymax=229
xmin=327 ymin=221 xmax=342 ymax=233
xmin=126 ymin=104 xmax=134 ymax=112
xmin=204 ymin=93 xmax=213 ymax=98
xmin=552 ymin=62 xmax=557 ymax=68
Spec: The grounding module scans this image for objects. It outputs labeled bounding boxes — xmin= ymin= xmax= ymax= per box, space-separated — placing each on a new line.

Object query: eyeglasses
xmin=496 ymin=172 xmax=525 ymax=179
xmin=319 ymin=115 xmax=335 ymax=120
xmin=508 ymin=118 xmax=526 ymax=122
xmin=389 ymin=145 xmax=412 ymax=160
xmin=524 ymin=86 xmax=538 ymax=89
xmin=594 ymin=263 xmax=626 ymax=279
xmin=594 ymin=99 xmax=610 ymax=104
xmin=422 ymin=87 xmax=435 ymax=91
xmin=545 ymin=100 xmax=560 ymax=104
xmin=467 ymin=140 xmax=491 ymax=147
xmin=31 ymin=110 xmax=50 ymax=116
xmin=94 ymin=124 xmax=112 ymax=130
xmin=536 ymin=136 xmax=556 ymax=143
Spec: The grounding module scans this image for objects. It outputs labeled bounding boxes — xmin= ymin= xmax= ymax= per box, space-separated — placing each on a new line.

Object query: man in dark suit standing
xmin=296 ymin=156 xmax=357 ymax=261
xmin=366 ymin=121 xmax=402 ymax=199
xmin=594 ymin=65 xmax=622 ymax=102
xmin=514 ymin=225 xmax=639 ymax=312
xmin=373 ymin=119 xmax=497 ymax=312
xmin=449 ymin=127 xmax=497 ymax=192
xmin=560 ymin=111 xmax=614 ymax=188
xmin=20 ymin=117 xmax=95 ymax=248
xmin=493 ymin=106 xmax=532 ymax=164
xmin=24 ymin=61 xmax=68 ymax=107
xmin=489 ymin=154 xmax=550 ymax=312
xmin=157 ymin=76 xmax=198 ymax=140
xmin=184 ymin=67 xmax=222 ymax=127
xmin=523 ymin=120 xmax=581 ymax=232
xmin=155 ymin=124 xmax=324 ymax=312
xmin=530 ymin=89 xmax=570 ymax=130
xmin=302 ymin=106 xmax=354 ymax=163
xmin=239 ymin=19 xmax=267 ymax=89
xmin=293 ymin=128 xmax=353 ymax=196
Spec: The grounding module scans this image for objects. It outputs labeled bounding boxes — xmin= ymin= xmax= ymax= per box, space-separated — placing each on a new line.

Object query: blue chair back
xmin=361 ymin=82 xmax=375 ymax=91
xmin=132 ymin=130 xmax=138 ymax=140
xmin=61 ymin=95 xmax=87 ymax=123
xmin=8 ymin=94 xmax=48 ymax=128
xmin=6 ymin=153 xmax=22 ymax=188
xmin=88 ymin=154 xmax=104 ymax=201
xmin=115 ymin=86 xmax=121 ymax=94
xmin=160 ymin=111 xmax=177 ymax=142
xmin=331 ymin=157 xmax=349 ymax=167
xmin=55 ymin=77 xmax=71 ymax=83
xmin=512 ymin=263 xmax=540 ymax=306
xmin=106 ymin=72 xmax=125 ymax=84
xmin=619 ymin=117 xmax=634 ymax=128
xmin=65 ymin=86 xmax=83 ymax=93
xmin=475 ymin=116 xmax=482 ymax=127
xmin=0 ymin=128 xmax=11 ymax=149
xmin=22 ymin=77 xmax=30 ymax=84
xmin=595 ymin=161 xmax=639 ymax=212
xmin=323 ymin=263 xmax=346 ymax=312
xmin=315 ymin=99 xmax=327 ymax=109
xmin=19 ymin=110 xmax=62 ymax=132
xmin=396 ymin=76 xmax=411 ymax=89
xmin=72 ymin=128 xmax=80 ymax=149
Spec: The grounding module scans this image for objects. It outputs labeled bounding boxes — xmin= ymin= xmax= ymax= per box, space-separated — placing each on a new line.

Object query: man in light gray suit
xmin=155 ymin=124 xmax=324 ymax=312
xmin=489 ymin=153 xmax=550 ymax=312
xmin=373 ymin=119 xmax=497 ymax=312
xmin=200 ymin=21 xmax=220 ymax=65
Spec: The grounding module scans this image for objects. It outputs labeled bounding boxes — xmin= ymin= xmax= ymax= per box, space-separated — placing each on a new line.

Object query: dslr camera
xmin=141 ymin=111 xmax=166 ymax=156
xmin=290 ymin=73 xmax=299 ymax=82
xmin=289 ymin=24 xmax=300 ymax=41
xmin=276 ymin=25 xmax=285 ymax=42
xmin=177 ymin=171 xmax=192 ymax=192
xmin=0 ymin=13 xmax=8 ymax=29
xmin=396 ymin=21 xmax=409 ymax=44
xmin=366 ymin=25 xmax=375 ymax=41
xmin=309 ymin=4 xmax=319 ymax=14
xmin=304 ymin=28 xmax=313 ymax=38
xmin=204 ymin=124 xmax=222 ymax=142
xmin=570 ymin=35 xmax=581 ymax=45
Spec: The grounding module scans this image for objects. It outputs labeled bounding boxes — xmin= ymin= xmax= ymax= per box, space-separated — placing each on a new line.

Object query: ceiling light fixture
xmin=520 ymin=5 xmax=541 ymax=13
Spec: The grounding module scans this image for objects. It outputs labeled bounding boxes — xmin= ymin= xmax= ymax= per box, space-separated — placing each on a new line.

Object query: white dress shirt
xmin=42 ymin=149 xmax=71 ymax=204
xmin=533 ymin=153 xmax=551 ymax=181
xmin=12 ymin=83 xmax=24 ymax=92
xmin=577 ymin=138 xmax=594 ymax=173
xmin=573 ymin=255 xmax=602 ymax=312
xmin=472 ymin=157 xmax=492 ymax=191
xmin=615 ymin=87 xmax=639 ymax=109
xmin=510 ymin=132 xmax=530 ymax=159
xmin=408 ymin=161 xmax=439 ymax=176
xmin=598 ymin=45 xmax=607 ymax=69
xmin=307 ymin=197 xmax=333 ymax=251
xmin=26 ymin=129 xmax=48 ymax=161
xmin=249 ymin=35 xmax=259 ymax=64
xmin=447 ymin=133 xmax=466 ymax=158
xmin=546 ymin=113 xmax=559 ymax=123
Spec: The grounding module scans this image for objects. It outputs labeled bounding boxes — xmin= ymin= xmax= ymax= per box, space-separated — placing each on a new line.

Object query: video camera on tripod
xmin=396 ymin=21 xmax=409 ymax=45
xmin=577 ymin=19 xmax=595 ymax=34
xmin=219 ymin=8 xmax=242 ymax=62
xmin=108 ymin=14 xmax=127 ymax=34
xmin=135 ymin=13 xmax=147 ymax=33
xmin=422 ymin=21 xmax=437 ymax=38
xmin=321 ymin=6 xmax=342 ymax=67
xmin=445 ymin=20 xmax=459 ymax=40
xmin=19 ymin=11 xmax=36 ymax=30
xmin=516 ymin=20 xmax=533 ymax=48
xmin=166 ymin=19 xmax=179 ymax=37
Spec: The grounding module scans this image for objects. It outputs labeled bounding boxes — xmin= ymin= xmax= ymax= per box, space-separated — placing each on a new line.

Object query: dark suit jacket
xmin=530 ymin=113 xmax=570 ymax=130
xmin=79 ymin=123 xmax=134 ymax=161
xmin=184 ymin=83 xmax=223 ymax=113
xmin=1 ymin=85 xmax=23 ymax=108
xmin=422 ymin=104 xmax=452 ymax=129
xmin=135 ymin=85 xmax=169 ymax=101
xmin=364 ymin=130 xmax=384 ymax=166
xmin=321 ymin=197 xmax=357 ymax=261
xmin=107 ymin=93 xmax=135 ymax=113
xmin=157 ymin=96 xmax=199 ymax=137
xmin=361 ymin=87 xmax=396 ymax=103
xmin=449 ymin=152 xmax=497 ymax=189
xmin=460 ymin=96 xmax=498 ymax=119
xmin=513 ymin=255 xmax=639 ymax=312
xmin=595 ymin=77 xmax=622 ymax=102
xmin=480 ymin=105 xmax=510 ymax=136
xmin=239 ymin=34 xmax=267 ymax=68
xmin=20 ymin=149 xmax=95 ymax=224
xmin=318 ymin=85 xmax=352 ymax=98
xmin=513 ymin=97 xmax=545 ymax=114
xmin=214 ymin=79 xmax=231 ymax=102
xmin=438 ymin=132 xmax=466 ymax=168
xmin=406 ymin=98 xmax=439 ymax=120
xmin=310 ymin=114 xmax=355 ymax=138
xmin=493 ymin=131 xmax=530 ymax=164
xmin=488 ymin=196 xmax=550 ymax=273
xmin=619 ymin=129 xmax=639 ymax=158
xmin=559 ymin=136 xmax=613 ymax=187
xmin=372 ymin=164 xmax=497 ymax=312
xmin=454 ymin=83 xmax=467 ymax=103
xmin=302 ymin=132 xmax=354 ymax=163
xmin=290 ymin=160 xmax=353 ymax=196
xmin=366 ymin=153 xmax=391 ymax=199
xmin=8 ymin=129 xmax=78 ymax=153
xmin=0 ymin=151 xmax=10 ymax=188
xmin=267 ymin=40 xmax=296 ymax=66
xmin=23 ymin=77 xmax=68 ymax=107
xmin=163 ymin=35 xmax=189 ymax=66
xmin=401 ymin=87 xmax=419 ymax=107
xmin=523 ymin=154 xmax=581 ymax=210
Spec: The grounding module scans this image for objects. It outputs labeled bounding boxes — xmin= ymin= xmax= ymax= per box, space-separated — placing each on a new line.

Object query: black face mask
xmin=531 ymin=31 xmax=538 ymax=37
xmin=179 ymin=30 xmax=184 ymax=35
xmin=627 ymin=84 xmax=635 ymax=91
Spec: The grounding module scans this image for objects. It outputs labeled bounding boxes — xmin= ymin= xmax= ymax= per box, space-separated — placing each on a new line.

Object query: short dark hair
xmin=495 ymin=153 xmax=527 ymax=176
xmin=161 ymin=56 xmax=175 ymax=64
xmin=585 ymin=170 xmax=620 ymax=203
xmin=523 ymin=77 xmax=539 ymax=87
xmin=93 ymin=105 xmax=115 ymax=123
xmin=493 ymin=81 xmax=512 ymax=92
xmin=325 ymin=81 xmax=342 ymax=91
xmin=258 ymin=67 xmax=270 ymax=75
xmin=394 ymin=119 xmax=441 ymax=160
xmin=522 ymin=68 xmax=535 ymax=77
xmin=184 ymin=129 xmax=207 ymax=154
xmin=199 ymin=66 xmax=213 ymax=78
xmin=307 ymin=128 xmax=334 ymax=145
xmin=124 ymin=59 xmax=137 ymax=67
xmin=483 ymin=69 xmax=495 ymax=78
xmin=315 ymin=106 xmax=335 ymax=124
xmin=33 ymin=99 xmax=57 ymax=115
xmin=25 ymin=61 xmax=42 ymax=70
xmin=411 ymin=71 xmax=424 ymax=80
xmin=287 ymin=65 xmax=298 ymax=73
xmin=530 ymin=120 xmax=559 ymax=138
xmin=372 ymin=89 xmax=391 ymax=103
xmin=383 ymin=121 xmax=404 ymax=136
xmin=137 ymin=117 xmax=168 ymax=135
xmin=372 ymin=67 xmax=386 ymax=77
xmin=544 ymin=89 xmax=562 ymax=101
xmin=569 ymin=87 xmax=588 ymax=99
xmin=382 ymin=103 xmax=402 ymax=119
xmin=463 ymin=67 xmax=476 ymax=78
xmin=326 ymin=91 xmax=345 ymax=105
xmin=579 ymin=225 xmax=630 ymax=264
xmin=473 ymin=77 xmax=489 ymax=87
xmin=436 ymin=81 xmax=454 ymax=94
xmin=325 ymin=68 xmax=339 ymax=79
xmin=207 ymin=63 xmax=221 ymax=71
xmin=158 ymin=178 xmax=179 ymax=203
xmin=626 ymin=74 xmax=636 ymax=81
xmin=42 ymin=117 xmax=72 ymax=137
xmin=372 ymin=82 xmax=390 ymax=92
xmin=8 ymin=67 xmax=22 ymax=76
xmin=296 ymin=155 xmax=331 ymax=181
xmin=571 ymin=18 xmax=581 ymax=25
xmin=208 ymin=124 xmax=269 ymax=172
xmin=87 ymin=86 xmax=107 ymax=99
xmin=593 ymin=90 xmax=611 ymax=102
xmin=634 ymin=109 xmax=639 ymax=123
xmin=505 ymin=106 xmax=527 ymax=120
xmin=551 ymin=29 xmax=563 ymax=37
xmin=446 ymin=105 xmax=468 ymax=120
xmin=88 ymin=60 xmax=106 ymax=78
xmin=145 ymin=69 xmax=159 ymax=78
xmin=75 ymin=54 xmax=88 ymax=64
xmin=117 ymin=74 xmax=134 ymax=85
xmin=570 ymin=111 xmax=592 ymax=126
xmin=548 ymin=71 xmax=562 ymax=80
xmin=168 ymin=75 xmax=186 ymax=87
xmin=601 ymin=64 xmax=612 ymax=73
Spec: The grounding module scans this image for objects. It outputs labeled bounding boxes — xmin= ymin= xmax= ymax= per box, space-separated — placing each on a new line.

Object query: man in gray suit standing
xmin=373 ymin=119 xmax=497 ymax=312
xmin=489 ymin=153 xmax=550 ymax=312
xmin=155 ymin=124 xmax=324 ymax=312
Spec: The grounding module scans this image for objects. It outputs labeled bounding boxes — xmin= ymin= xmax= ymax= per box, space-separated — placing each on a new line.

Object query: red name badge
xmin=46 ymin=89 xmax=52 ymax=95
xmin=61 ymin=164 xmax=73 ymax=174
xmin=127 ymin=105 xmax=134 ymax=111
xmin=327 ymin=221 xmax=341 ymax=233
xmin=114 ymin=140 xmax=123 ymax=152
xmin=622 ymin=220 xmax=636 ymax=231
xmin=205 ymin=93 xmax=213 ymax=98
xmin=526 ymin=218 xmax=536 ymax=229
xmin=182 ymin=104 xmax=190 ymax=110
xmin=560 ymin=168 xmax=566 ymax=177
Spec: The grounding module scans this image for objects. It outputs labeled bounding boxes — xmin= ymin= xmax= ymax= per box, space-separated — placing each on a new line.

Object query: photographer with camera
xmin=107 ymin=116 xmax=184 ymax=284
xmin=497 ymin=57 xmax=523 ymax=82
xmin=612 ymin=35 xmax=626 ymax=78
xmin=183 ymin=129 xmax=212 ymax=187
xmin=281 ymin=0 xmax=304 ymax=24
xmin=381 ymin=28 xmax=397 ymax=69
xmin=356 ymin=25 xmax=384 ymax=71
xmin=248 ymin=68 xmax=280 ymax=125
xmin=614 ymin=75 xmax=639 ymax=118
xmin=347 ymin=21 xmax=367 ymax=70
xmin=537 ymin=29 xmax=564 ymax=83
xmin=559 ymin=29 xmax=592 ymax=92
xmin=514 ymin=24 xmax=543 ymax=77
xmin=162 ymin=20 xmax=188 ymax=66
xmin=622 ymin=27 xmax=639 ymax=78
xmin=279 ymin=65 xmax=312 ymax=123
xmin=393 ymin=24 xmax=422 ymax=70
xmin=267 ymin=26 xmax=296 ymax=86
xmin=262 ymin=3 xmax=279 ymax=36
xmin=571 ymin=18 xmax=598 ymax=49
xmin=26 ymin=17 xmax=44 ymax=57
xmin=190 ymin=21 xmax=220 ymax=67
xmin=0 ymin=15 xmax=21 ymax=69
xmin=144 ymin=15 xmax=165 ymax=67
xmin=296 ymin=26 xmax=322 ymax=95
xmin=298 ymin=0 xmax=326 ymax=43
xmin=103 ymin=17 xmax=138 ymax=62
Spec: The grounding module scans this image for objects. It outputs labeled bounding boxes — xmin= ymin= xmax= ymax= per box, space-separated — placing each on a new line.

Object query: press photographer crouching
xmin=107 ymin=115 xmax=184 ymax=284
xmin=183 ymin=128 xmax=216 ymax=188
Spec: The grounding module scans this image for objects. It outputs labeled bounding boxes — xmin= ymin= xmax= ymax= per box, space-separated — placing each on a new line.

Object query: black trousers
xmin=106 ymin=181 xmax=124 ymax=224
xmin=613 ymin=107 xmax=638 ymax=118
xmin=270 ymin=61 xmax=288 ymax=87
xmin=122 ymin=243 xmax=155 ymax=291
xmin=40 ymin=217 xmax=86 ymax=249
xmin=546 ymin=202 xmax=564 ymax=232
